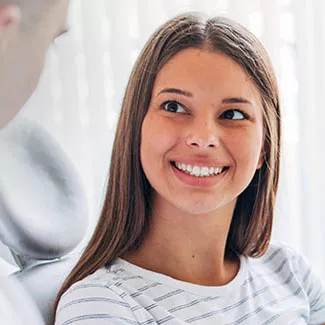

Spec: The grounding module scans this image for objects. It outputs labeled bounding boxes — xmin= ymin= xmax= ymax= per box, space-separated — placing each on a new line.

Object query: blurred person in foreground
xmin=0 ymin=1 xmax=70 ymax=324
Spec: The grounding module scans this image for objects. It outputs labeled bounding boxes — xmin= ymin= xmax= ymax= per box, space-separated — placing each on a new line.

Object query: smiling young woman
xmin=54 ymin=13 xmax=325 ymax=324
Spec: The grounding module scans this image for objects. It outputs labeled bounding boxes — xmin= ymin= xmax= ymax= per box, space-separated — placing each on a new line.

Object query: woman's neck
xmin=124 ymin=198 xmax=240 ymax=286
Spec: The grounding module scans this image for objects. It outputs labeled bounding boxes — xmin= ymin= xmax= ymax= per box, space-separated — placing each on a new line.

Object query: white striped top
xmin=56 ymin=243 xmax=325 ymax=324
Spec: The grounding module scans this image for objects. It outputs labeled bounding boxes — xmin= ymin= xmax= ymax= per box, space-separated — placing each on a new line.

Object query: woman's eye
xmin=221 ymin=109 xmax=246 ymax=120
xmin=162 ymin=101 xmax=186 ymax=113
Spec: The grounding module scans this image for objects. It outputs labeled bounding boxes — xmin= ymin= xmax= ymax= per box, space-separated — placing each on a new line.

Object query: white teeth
xmin=192 ymin=166 xmax=200 ymax=177
xmin=214 ymin=167 xmax=222 ymax=174
xmin=201 ymin=167 xmax=209 ymax=177
xmin=173 ymin=162 xmax=225 ymax=177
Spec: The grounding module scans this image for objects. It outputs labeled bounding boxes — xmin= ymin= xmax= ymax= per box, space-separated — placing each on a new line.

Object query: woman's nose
xmin=185 ymin=118 xmax=220 ymax=149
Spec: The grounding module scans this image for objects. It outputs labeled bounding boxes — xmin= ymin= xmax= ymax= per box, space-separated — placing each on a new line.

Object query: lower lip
xmin=171 ymin=163 xmax=227 ymax=187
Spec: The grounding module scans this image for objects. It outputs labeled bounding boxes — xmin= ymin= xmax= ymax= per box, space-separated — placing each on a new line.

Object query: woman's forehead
xmin=152 ymin=48 xmax=261 ymax=106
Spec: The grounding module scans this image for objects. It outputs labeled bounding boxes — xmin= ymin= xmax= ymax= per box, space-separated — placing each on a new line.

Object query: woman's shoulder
xmin=60 ymin=259 xmax=135 ymax=300
xmin=254 ymin=241 xmax=302 ymax=268
xmin=262 ymin=242 xmax=325 ymax=323
xmin=246 ymin=241 xmax=312 ymax=284
xmin=55 ymin=262 xmax=138 ymax=325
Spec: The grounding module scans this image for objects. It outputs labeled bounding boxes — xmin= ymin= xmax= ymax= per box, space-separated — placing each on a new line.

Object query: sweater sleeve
xmin=55 ymin=282 xmax=138 ymax=325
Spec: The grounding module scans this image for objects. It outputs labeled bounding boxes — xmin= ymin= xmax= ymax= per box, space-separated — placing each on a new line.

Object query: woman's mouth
xmin=170 ymin=161 xmax=229 ymax=178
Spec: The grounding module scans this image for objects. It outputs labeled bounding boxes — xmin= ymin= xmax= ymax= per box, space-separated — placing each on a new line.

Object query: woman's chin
xmin=173 ymin=200 xmax=220 ymax=216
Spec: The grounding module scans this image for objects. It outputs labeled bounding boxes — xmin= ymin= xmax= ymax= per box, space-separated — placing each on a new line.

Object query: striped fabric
xmin=56 ymin=243 xmax=325 ymax=324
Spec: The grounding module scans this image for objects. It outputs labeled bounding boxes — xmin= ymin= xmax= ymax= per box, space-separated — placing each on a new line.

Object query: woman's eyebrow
xmin=157 ymin=89 xmax=253 ymax=105
xmin=222 ymin=97 xmax=253 ymax=105
xmin=157 ymin=88 xmax=193 ymax=97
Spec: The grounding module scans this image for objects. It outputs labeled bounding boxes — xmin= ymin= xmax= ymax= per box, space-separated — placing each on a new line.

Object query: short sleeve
xmin=298 ymin=252 xmax=325 ymax=324
xmin=55 ymin=282 xmax=138 ymax=325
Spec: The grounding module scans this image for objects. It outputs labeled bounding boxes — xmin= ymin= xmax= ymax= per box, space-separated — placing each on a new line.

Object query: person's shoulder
xmin=58 ymin=262 xmax=130 ymax=305
xmin=249 ymin=242 xmax=325 ymax=323
xmin=247 ymin=241 xmax=303 ymax=277
xmin=55 ymin=265 xmax=137 ymax=325
xmin=265 ymin=243 xmax=325 ymax=323
xmin=261 ymin=241 xmax=301 ymax=265
xmin=255 ymin=241 xmax=320 ymax=283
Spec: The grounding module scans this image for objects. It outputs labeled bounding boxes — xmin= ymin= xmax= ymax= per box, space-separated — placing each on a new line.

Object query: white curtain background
xmin=2 ymin=0 xmax=324 ymax=279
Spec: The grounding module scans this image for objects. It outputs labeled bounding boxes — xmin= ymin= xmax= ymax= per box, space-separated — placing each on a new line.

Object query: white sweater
xmin=56 ymin=243 xmax=325 ymax=324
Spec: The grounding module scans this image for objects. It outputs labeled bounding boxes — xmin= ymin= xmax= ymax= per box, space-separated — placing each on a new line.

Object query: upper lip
xmin=170 ymin=158 xmax=229 ymax=168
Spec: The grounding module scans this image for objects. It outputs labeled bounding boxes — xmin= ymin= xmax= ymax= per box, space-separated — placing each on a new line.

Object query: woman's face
xmin=141 ymin=48 xmax=264 ymax=216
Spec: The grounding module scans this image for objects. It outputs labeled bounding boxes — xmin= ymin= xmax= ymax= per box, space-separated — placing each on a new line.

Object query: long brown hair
xmin=54 ymin=12 xmax=281 ymax=316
